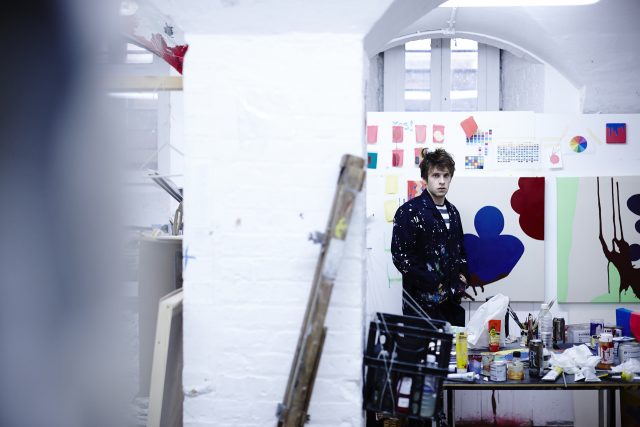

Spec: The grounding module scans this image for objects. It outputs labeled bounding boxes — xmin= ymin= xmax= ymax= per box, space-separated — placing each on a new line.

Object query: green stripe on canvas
xmin=557 ymin=177 xmax=579 ymax=302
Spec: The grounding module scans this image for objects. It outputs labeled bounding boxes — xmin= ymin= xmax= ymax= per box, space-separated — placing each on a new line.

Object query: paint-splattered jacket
xmin=391 ymin=191 xmax=468 ymax=310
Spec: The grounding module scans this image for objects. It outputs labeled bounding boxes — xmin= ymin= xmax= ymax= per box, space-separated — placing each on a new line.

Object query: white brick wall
xmin=182 ymin=34 xmax=367 ymax=426
xmin=500 ymin=50 xmax=545 ymax=112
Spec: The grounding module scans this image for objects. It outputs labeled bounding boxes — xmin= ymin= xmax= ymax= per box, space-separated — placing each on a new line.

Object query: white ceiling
xmin=383 ymin=0 xmax=640 ymax=112
xmin=151 ymin=0 xmax=640 ymax=113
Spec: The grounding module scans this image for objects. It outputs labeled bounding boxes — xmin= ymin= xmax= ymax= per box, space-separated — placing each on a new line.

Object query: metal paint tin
xmin=490 ymin=361 xmax=507 ymax=382
xmin=618 ymin=342 xmax=640 ymax=364
xmin=529 ymin=339 xmax=544 ymax=378
xmin=482 ymin=353 xmax=494 ymax=376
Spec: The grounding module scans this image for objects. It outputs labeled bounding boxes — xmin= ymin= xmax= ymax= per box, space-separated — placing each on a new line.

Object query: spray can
xmin=553 ymin=318 xmax=565 ymax=345
xmin=456 ymin=331 xmax=468 ymax=373
xmin=529 ymin=339 xmax=544 ymax=378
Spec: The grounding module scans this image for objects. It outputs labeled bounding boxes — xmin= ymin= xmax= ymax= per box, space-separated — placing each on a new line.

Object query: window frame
xmin=383 ymin=37 xmax=500 ymax=112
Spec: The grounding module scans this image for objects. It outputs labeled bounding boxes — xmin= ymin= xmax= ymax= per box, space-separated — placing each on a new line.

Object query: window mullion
xmin=383 ymin=45 xmax=406 ymax=111
xmin=478 ymin=43 xmax=500 ymax=111
xmin=431 ymin=38 xmax=452 ymax=112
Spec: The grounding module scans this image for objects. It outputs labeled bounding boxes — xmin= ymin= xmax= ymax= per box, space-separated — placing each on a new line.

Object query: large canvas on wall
xmin=447 ymin=177 xmax=545 ymax=302
xmin=557 ymin=176 xmax=640 ymax=303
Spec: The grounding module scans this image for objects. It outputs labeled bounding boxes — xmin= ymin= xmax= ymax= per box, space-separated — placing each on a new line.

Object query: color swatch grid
xmin=496 ymin=143 xmax=540 ymax=163
xmin=465 ymin=156 xmax=484 ymax=170
xmin=466 ymin=129 xmax=492 ymax=156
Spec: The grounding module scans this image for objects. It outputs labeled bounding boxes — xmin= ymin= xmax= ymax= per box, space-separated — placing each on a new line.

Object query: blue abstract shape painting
xmin=464 ymin=206 xmax=525 ymax=287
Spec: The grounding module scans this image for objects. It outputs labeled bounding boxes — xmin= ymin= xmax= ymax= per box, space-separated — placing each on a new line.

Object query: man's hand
xmin=463 ymin=274 xmax=486 ymax=297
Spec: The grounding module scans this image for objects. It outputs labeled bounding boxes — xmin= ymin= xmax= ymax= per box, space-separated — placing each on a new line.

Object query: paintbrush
xmin=507 ymin=306 xmax=526 ymax=331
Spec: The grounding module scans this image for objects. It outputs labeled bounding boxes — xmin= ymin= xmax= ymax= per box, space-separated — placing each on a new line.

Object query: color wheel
xmin=569 ymin=136 xmax=588 ymax=153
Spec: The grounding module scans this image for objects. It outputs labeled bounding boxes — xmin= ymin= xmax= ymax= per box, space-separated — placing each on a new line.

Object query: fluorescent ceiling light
xmin=440 ymin=0 xmax=599 ymax=7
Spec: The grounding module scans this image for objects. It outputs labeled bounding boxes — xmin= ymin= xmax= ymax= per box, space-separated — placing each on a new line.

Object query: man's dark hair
xmin=419 ymin=148 xmax=456 ymax=180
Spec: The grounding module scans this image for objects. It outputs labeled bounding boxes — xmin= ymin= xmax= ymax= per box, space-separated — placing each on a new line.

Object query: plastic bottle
xmin=420 ymin=355 xmax=438 ymax=417
xmin=538 ymin=303 xmax=553 ymax=349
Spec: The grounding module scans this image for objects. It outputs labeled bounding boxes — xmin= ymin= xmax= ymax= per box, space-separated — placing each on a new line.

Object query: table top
xmin=443 ymin=370 xmax=640 ymax=390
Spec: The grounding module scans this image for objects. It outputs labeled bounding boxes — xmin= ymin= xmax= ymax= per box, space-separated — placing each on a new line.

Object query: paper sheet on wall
xmin=385 ymin=175 xmax=399 ymax=194
xmin=490 ymin=142 xmax=542 ymax=170
xmin=384 ymin=200 xmax=399 ymax=222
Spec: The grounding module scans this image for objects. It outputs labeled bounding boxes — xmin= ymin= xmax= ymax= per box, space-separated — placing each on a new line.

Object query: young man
xmin=391 ymin=148 xmax=469 ymax=326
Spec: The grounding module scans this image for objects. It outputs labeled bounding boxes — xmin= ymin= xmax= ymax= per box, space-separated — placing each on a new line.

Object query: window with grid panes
xmin=404 ymin=39 xmax=431 ymax=112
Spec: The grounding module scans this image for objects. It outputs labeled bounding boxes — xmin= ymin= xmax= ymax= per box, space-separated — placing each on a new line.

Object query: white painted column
xmin=181 ymin=34 xmax=367 ymax=427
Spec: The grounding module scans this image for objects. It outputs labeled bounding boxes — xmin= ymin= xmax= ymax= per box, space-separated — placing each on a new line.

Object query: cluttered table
xmin=443 ymin=343 xmax=640 ymax=427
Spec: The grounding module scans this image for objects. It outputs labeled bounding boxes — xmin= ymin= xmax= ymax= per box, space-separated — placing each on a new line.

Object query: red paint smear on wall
xmin=510 ymin=177 xmax=545 ymax=241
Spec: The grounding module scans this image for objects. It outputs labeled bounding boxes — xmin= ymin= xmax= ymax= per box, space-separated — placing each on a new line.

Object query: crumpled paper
xmin=548 ymin=344 xmax=600 ymax=375
xmin=610 ymin=357 xmax=640 ymax=373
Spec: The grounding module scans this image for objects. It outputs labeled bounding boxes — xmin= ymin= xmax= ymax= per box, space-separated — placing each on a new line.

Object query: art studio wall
xmin=365 ymin=111 xmax=640 ymax=425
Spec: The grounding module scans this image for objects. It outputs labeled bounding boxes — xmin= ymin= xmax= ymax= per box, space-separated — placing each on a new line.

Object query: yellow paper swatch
xmin=384 ymin=200 xmax=399 ymax=222
xmin=385 ymin=175 xmax=399 ymax=194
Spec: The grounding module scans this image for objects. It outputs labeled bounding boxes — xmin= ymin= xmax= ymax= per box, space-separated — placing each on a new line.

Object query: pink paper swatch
xmin=367 ymin=125 xmax=378 ymax=144
xmin=415 ymin=125 xmax=427 ymax=143
xmin=433 ymin=125 xmax=445 ymax=143
xmin=392 ymin=126 xmax=404 ymax=143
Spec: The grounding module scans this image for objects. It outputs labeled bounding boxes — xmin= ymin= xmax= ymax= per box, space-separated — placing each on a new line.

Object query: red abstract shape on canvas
xmin=367 ymin=125 xmax=378 ymax=144
xmin=392 ymin=126 xmax=404 ymax=143
xmin=510 ymin=177 xmax=545 ymax=241
xmin=460 ymin=116 xmax=478 ymax=139
xmin=392 ymin=149 xmax=404 ymax=167
xmin=415 ymin=125 xmax=427 ymax=143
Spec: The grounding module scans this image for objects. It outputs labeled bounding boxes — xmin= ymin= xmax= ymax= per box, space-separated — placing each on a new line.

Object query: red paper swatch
xmin=392 ymin=149 xmax=404 ymax=167
xmin=460 ymin=116 xmax=478 ymax=139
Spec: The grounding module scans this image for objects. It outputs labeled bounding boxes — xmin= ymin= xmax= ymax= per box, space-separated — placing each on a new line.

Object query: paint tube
xmin=542 ymin=366 xmax=563 ymax=382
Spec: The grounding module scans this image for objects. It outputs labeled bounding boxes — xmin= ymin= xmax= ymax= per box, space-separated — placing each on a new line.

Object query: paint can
xmin=529 ymin=339 xmax=544 ymax=378
xmin=468 ymin=354 xmax=482 ymax=375
xmin=553 ymin=318 xmax=565 ymax=345
xmin=598 ymin=332 xmax=614 ymax=364
xmin=618 ymin=342 xmax=640 ymax=364
xmin=481 ymin=353 xmax=494 ymax=376
xmin=490 ymin=361 xmax=507 ymax=382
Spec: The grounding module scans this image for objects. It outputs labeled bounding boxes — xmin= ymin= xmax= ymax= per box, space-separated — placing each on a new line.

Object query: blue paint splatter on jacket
xmin=391 ymin=191 xmax=468 ymax=310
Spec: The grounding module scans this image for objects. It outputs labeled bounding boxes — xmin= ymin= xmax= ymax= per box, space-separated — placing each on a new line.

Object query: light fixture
xmin=439 ymin=0 xmax=599 ymax=7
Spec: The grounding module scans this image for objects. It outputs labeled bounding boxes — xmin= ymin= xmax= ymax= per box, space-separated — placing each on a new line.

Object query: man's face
xmin=425 ymin=165 xmax=452 ymax=201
